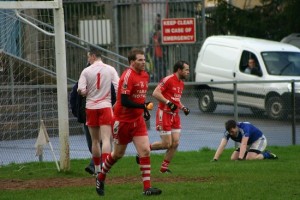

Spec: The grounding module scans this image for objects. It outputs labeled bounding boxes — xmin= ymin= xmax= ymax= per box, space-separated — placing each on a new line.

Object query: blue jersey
xmin=223 ymin=122 xmax=263 ymax=145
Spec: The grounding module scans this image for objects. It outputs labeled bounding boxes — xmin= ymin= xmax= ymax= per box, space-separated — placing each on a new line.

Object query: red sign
xmin=161 ymin=18 xmax=196 ymax=44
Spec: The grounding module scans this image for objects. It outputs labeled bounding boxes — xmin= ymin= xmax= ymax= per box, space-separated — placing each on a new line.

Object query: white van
xmin=195 ymin=35 xmax=300 ymax=119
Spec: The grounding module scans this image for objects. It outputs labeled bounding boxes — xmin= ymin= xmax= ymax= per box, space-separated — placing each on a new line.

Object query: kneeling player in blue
xmin=212 ymin=119 xmax=278 ymax=161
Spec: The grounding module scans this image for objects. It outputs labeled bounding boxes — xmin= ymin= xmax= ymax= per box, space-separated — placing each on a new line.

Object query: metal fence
xmin=62 ymin=0 xmax=214 ymax=82
xmin=1 ymin=81 xmax=299 ymax=166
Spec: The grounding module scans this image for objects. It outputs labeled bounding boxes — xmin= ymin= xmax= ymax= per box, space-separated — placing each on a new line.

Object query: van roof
xmin=206 ymin=35 xmax=300 ymax=52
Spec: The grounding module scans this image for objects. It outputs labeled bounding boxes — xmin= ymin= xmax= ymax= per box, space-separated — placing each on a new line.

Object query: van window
xmin=202 ymin=44 xmax=238 ymax=71
xmin=240 ymin=51 xmax=262 ymax=76
xmin=262 ymin=52 xmax=300 ymax=76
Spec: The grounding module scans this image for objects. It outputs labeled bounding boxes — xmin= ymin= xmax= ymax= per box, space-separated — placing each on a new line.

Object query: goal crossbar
xmin=0 ymin=1 xmax=59 ymax=9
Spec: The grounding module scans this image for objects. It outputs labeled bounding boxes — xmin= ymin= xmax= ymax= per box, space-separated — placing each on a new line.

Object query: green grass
xmin=1 ymin=146 xmax=300 ymax=200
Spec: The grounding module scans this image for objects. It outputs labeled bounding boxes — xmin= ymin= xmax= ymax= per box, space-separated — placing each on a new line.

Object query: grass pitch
xmin=0 ymin=145 xmax=299 ymax=200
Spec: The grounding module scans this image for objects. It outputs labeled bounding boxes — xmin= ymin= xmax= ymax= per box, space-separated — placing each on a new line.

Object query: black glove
xmin=166 ymin=100 xmax=177 ymax=112
xmin=143 ymin=108 xmax=151 ymax=121
xmin=182 ymin=106 xmax=190 ymax=116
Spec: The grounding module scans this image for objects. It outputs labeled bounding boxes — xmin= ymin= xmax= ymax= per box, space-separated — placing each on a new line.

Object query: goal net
xmin=0 ymin=1 xmax=70 ymax=169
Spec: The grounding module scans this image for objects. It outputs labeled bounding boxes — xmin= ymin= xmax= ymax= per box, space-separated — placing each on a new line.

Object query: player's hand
xmin=143 ymin=109 xmax=151 ymax=121
xmin=182 ymin=106 xmax=190 ymax=116
xmin=166 ymin=100 xmax=177 ymax=112
xmin=145 ymin=102 xmax=154 ymax=110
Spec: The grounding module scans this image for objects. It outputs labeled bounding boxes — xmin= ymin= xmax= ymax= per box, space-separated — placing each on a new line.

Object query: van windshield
xmin=262 ymin=52 xmax=300 ymax=76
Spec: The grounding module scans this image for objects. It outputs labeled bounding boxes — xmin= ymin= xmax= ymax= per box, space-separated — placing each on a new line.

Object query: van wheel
xmin=266 ymin=96 xmax=288 ymax=120
xmin=198 ymin=90 xmax=217 ymax=113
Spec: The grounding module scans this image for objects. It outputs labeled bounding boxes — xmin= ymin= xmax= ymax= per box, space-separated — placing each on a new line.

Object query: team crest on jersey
xmin=140 ymin=81 xmax=144 ymax=88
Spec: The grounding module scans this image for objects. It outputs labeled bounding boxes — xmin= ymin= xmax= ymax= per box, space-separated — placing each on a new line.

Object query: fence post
xmin=233 ymin=81 xmax=238 ymax=148
xmin=233 ymin=82 xmax=238 ymax=121
xmin=37 ymin=86 xmax=43 ymax=161
xmin=291 ymin=80 xmax=296 ymax=145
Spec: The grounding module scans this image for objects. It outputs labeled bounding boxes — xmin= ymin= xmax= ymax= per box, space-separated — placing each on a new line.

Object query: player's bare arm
xmin=152 ymin=86 xmax=168 ymax=104
xmin=239 ymin=137 xmax=249 ymax=160
xmin=213 ymin=138 xmax=227 ymax=161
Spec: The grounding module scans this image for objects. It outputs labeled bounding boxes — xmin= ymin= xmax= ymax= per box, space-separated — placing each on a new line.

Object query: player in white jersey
xmin=78 ymin=46 xmax=119 ymax=174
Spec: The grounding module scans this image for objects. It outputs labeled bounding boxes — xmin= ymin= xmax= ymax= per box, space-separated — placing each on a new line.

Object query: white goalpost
xmin=0 ymin=0 xmax=70 ymax=171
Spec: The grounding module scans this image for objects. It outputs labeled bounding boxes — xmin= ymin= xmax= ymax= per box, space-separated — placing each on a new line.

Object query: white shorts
xmin=237 ymin=135 xmax=267 ymax=153
xmin=159 ymin=129 xmax=181 ymax=136
xmin=249 ymin=135 xmax=267 ymax=153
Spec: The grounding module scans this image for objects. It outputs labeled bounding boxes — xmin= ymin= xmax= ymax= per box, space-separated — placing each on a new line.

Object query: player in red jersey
xmin=96 ymin=48 xmax=162 ymax=196
xmin=149 ymin=60 xmax=190 ymax=173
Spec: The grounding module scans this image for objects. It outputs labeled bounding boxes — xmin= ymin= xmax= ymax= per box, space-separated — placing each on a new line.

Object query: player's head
xmin=225 ymin=120 xmax=236 ymax=131
xmin=87 ymin=45 xmax=102 ymax=64
xmin=128 ymin=48 xmax=146 ymax=72
xmin=173 ymin=60 xmax=190 ymax=80
xmin=225 ymin=119 xmax=238 ymax=137
xmin=88 ymin=45 xmax=102 ymax=57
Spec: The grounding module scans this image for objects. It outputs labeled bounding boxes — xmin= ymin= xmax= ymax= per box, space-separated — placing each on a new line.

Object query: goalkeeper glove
xmin=166 ymin=100 xmax=177 ymax=112
xmin=182 ymin=106 xmax=190 ymax=116
xmin=145 ymin=102 xmax=153 ymax=110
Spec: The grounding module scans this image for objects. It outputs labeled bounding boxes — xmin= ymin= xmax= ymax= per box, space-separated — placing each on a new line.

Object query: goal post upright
xmin=0 ymin=0 xmax=70 ymax=171
xmin=53 ymin=0 xmax=70 ymax=172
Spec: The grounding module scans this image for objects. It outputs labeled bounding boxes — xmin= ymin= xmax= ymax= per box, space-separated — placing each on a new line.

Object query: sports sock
xmin=93 ymin=157 xmax=101 ymax=173
xmin=160 ymin=159 xmax=170 ymax=172
xmin=101 ymin=153 xmax=109 ymax=167
xmin=99 ymin=153 xmax=116 ymax=181
xmin=262 ymin=152 xmax=271 ymax=159
xmin=139 ymin=156 xmax=151 ymax=190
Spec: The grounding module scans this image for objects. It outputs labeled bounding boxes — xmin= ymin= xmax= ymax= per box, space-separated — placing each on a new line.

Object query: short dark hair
xmin=173 ymin=60 xmax=189 ymax=73
xmin=88 ymin=45 xmax=102 ymax=58
xmin=225 ymin=120 xmax=237 ymax=131
xmin=128 ymin=48 xmax=144 ymax=64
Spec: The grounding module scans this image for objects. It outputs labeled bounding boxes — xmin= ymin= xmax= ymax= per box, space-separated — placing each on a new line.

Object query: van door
xmin=236 ymin=51 xmax=265 ymax=110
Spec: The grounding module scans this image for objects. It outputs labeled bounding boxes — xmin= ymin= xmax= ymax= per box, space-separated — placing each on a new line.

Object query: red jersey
xmin=114 ymin=68 xmax=149 ymax=122
xmin=157 ymin=74 xmax=184 ymax=113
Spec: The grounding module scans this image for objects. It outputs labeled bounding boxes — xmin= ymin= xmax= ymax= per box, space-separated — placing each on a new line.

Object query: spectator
xmin=244 ymin=58 xmax=262 ymax=76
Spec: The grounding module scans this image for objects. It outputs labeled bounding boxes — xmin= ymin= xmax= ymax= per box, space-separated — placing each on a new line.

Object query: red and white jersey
xmin=114 ymin=68 xmax=149 ymax=122
xmin=157 ymin=73 xmax=184 ymax=113
xmin=78 ymin=60 xmax=119 ymax=109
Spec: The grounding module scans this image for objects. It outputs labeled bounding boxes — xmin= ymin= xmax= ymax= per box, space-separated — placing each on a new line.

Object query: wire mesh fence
xmin=1 ymin=82 xmax=299 ymax=166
